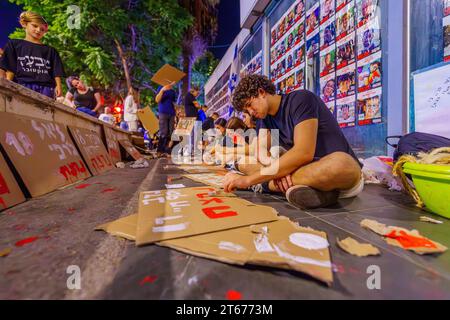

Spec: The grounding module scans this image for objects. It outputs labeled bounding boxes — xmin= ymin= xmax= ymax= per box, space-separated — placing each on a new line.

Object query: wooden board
xmin=137 ymin=108 xmax=159 ymax=135
xmin=103 ymin=125 xmax=122 ymax=164
xmin=0 ymin=113 xmax=91 ymax=197
xmin=151 ymin=64 xmax=186 ymax=87
xmin=118 ymin=139 xmax=143 ymax=161
xmin=0 ymin=151 xmax=25 ymax=210
xmin=68 ymin=126 xmax=114 ymax=176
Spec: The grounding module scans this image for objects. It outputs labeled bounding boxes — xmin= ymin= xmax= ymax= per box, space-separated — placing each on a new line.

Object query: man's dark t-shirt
xmin=184 ymin=92 xmax=198 ymax=118
xmin=259 ymin=90 xmax=361 ymax=166
xmin=69 ymin=87 xmax=97 ymax=109
xmin=0 ymin=39 xmax=64 ymax=87
xmin=157 ymin=87 xmax=176 ymax=116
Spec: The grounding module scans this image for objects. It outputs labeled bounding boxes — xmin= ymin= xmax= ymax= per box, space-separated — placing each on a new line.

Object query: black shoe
xmin=286 ymin=185 xmax=339 ymax=210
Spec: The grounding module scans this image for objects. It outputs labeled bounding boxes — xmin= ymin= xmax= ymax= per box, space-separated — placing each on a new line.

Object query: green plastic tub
xmin=403 ymin=163 xmax=450 ymax=219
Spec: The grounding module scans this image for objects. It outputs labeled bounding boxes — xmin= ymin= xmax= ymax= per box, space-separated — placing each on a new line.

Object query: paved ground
xmin=1 ymin=158 xmax=450 ymax=299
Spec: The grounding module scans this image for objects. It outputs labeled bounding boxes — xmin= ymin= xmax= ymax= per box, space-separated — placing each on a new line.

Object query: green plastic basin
xmin=403 ymin=163 xmax=450 ymax=219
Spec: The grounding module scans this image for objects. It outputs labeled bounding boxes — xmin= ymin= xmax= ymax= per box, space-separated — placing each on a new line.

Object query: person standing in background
xmin=124 ymin=87 xmax=140 ymax=132
xmin=98 ymin=107 xmax=115 ymax=125
xmin=155 ymin=82 xmax=177 ymax=156
xmin=184 ymin=85 xmax=201 ymax=119
xmin=0 ymin=11 xmax=64 ymax=99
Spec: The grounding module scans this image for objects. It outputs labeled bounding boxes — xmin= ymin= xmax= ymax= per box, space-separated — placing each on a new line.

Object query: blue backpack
xmin=386 ymin=132 xmax=450 ymax=162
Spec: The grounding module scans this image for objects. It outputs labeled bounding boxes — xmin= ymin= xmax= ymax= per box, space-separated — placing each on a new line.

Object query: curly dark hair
xmin=232 ymin=75 xmax=276 ymax=112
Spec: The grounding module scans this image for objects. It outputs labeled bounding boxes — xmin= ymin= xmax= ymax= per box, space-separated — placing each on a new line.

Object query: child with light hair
xmin=0 ymin=11 xmax=64 ymax=99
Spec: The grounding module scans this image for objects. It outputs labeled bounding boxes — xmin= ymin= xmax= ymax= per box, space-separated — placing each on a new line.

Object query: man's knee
xmin=324 ymin=152 xmax=361 ymax=185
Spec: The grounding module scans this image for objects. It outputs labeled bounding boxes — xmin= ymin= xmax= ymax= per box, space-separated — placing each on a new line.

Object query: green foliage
xmin=191 ymin=51 xmax=219 ymax=105
xmin=8 ymin=0 xmax=193 ymax=103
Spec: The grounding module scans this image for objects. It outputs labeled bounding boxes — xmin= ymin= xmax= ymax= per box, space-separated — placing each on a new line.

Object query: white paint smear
xmin=154 ymin=215 xmax=183 ymax=225
xmin=152 ymin=223 xmax=188 ymax=233
xmin=218 ymin=241 xmax=246 ymax=253
xmin=165 ymin=184 xmax=186 ymax=189
xmin=289 ymin=233 xmax=329 ymax=250
xmin=253 ymin=227 xmax=275 ymax=253
xmin=273 ymin=245 xmax=332 ymax=268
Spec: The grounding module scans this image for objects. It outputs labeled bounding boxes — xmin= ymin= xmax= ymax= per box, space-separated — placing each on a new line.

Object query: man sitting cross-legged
xmin=223 ymin=74 xmax=364 ymax=209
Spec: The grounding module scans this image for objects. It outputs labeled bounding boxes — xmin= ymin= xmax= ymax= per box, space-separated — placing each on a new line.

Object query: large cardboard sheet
xmin=183 ymin=173 xmax=226 ymax=188
xmin=0 ymin=113 xmax=91 ymax=197
xmin=103 ymin=126 xmax=122 ymax=164
xmin=0 ymin=151 xmax=25 ymax=210
xmin=137 ymin=108 xmax=159 ymax=135
xmin=97 ymin=215 xmax=333 ymax=285
xmin=118 ymin=139 xmax=143 ymax=161
xmin=151 ymin=64 xmax=186 ymax=87
xmin=136 ymin=187 xmax=279 ymax=245
xmin=68 ymin=126 xmax=114 ymax=175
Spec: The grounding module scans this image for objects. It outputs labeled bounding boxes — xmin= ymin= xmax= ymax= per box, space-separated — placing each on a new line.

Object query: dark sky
xmin=0 ymin=1 xmax=22 ymax=48
xmin=210 ymin=0 xmax=241 ymax=60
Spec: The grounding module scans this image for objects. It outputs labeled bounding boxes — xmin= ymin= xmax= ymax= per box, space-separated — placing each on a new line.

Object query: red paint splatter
xmin=226 ymin=290 xmax=242 ymax=300
xmin=13 ymin=224 xmax=27 ymax=231
xmin=68 ymin=208 xmax=76 ymax=213
xmin=15 ymin=236 xmax=39 ymax=247
xmin=101 ymin=188 xmax=117 ymax=193
xmin=386 ymin=230 xmax=437 ymax=249
xmin=75 ymin=183 xmax=91 ymax=189
xmin=139 ymin=275 xmax=158 ymax=286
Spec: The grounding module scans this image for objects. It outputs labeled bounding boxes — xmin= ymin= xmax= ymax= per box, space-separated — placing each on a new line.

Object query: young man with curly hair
xmin=223 ymin=74 xmax=363 ymax=209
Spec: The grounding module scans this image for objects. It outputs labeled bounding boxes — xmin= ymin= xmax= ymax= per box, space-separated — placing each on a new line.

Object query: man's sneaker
xmin=286 ymin=185 xmax=339 ymax=210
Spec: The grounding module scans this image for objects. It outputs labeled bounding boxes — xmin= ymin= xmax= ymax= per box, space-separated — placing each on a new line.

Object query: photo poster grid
xmin=444 ymin=0 xmax=450 ymax=62
xmin=269 ymin=0 xmax=382 ymax=128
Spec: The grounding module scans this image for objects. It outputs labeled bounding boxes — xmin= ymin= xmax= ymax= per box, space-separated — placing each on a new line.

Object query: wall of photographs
xmin=270 ymin=0 xmax=307 ymax=94
xmin=269 ymin=0 xmax=382 ymax=129
xmin=444 ymin=0 xmax=450 ymax=62
xmin=240 ymin=51 xmax=263 ymax=78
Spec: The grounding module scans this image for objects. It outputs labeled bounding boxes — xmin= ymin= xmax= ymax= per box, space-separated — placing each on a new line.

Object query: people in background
xmin=98 ymin=107 xmax=115 ymax=125
xmin=155 ymin=81 xmax=177 ymax=156
xmin=243 ymin=111 xmax=257 ymax=129
xmin=198 ymin=105 xmax=208 ymax=122
xmin=214 ymin=118 xmax=227 ymax=136
xmin=65 ymin=76 xmax=102 ymax=117
xmin=124 ymin=87 xmax=140 ymax=132
xmin=202 ymin=111 xmax=219 ymax=131
xmin=184 ymin=85 xmax=201 ymax=119
xmin=0 ymin=11 xmax=64 ymax=99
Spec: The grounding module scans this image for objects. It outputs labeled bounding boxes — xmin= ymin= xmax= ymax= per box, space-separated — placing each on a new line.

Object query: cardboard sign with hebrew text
xmin=0 ymin=113 xmax=91 ymax=197
xmin=68 ymin=126 xmax=114 ymax=175
xmin=0 ymin=151 xmax=25 ymax=210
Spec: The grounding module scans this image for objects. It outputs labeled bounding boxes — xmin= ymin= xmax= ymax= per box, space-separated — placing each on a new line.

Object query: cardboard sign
xmin=151 ymin=64 xmax=186 ymax=87
xmin=173 ymin=117 xmax=196 ymax=136
xmin=136 ymin=187 xmax=279 ymax=245
xmin=183 ymin=173 xmax=226 ymax=188
xmin=0 ymin=113 xmax=91 ymax=197
xmin=103 ymin=126 xmax=122 ymax=164
xmin=68 ymin=126 xmax=114 ymax=176
xmin=361 ymin=219 xmax=448 ymax=255
xmin=97 ymin=215 xmax=333 ymax=285
xmin=137 ymin=108 xmax=159 ymax=135
xmin=118 ymin=139 xmax=143 ymax=161
xmin=179 ymin=164 xmax=228 ymax=174
xmin=0 ymin=151 xmax=25 ymax=210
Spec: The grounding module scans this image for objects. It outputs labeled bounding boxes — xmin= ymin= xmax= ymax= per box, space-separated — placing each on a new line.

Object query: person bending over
xmin=223 ymin=74 xmax=363 ymax=209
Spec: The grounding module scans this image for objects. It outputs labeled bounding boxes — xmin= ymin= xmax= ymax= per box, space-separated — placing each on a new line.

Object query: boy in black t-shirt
xmin=223 ymin=74 xmax=363 ymax=210
xmin=0 ymin=12 xmax=64 ymax=99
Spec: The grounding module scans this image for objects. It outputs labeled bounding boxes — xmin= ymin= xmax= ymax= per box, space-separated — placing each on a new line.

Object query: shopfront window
xmin=409 ymin=0 xmax=450 ymax=138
